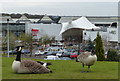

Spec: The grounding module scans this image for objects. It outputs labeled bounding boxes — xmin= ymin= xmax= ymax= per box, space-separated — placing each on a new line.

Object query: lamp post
xmin=107 ymin=22 xmax=113 ymax=51
xmin=7 ymin=19 xmax=9 ymax=57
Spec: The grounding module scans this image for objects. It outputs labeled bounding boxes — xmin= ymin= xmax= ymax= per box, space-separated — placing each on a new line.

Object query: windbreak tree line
xmin=2 ymin=32 xmax=55 ymax=54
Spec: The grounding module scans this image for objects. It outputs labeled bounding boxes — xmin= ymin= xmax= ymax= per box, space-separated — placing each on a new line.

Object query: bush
xmin=106 ymin=49 xmax=119 ymax=61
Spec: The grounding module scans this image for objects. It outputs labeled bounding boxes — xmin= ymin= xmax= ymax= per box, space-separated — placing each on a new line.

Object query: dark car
xmin=21 ymin=49 xmax=30 ymax=54
xmin=61 ymin=52 xmax=71 ymax=57
xmin=9 ymin=50 xmax=17 ymax=55
xmin=8 ymin=49 xmax=30 ymax=55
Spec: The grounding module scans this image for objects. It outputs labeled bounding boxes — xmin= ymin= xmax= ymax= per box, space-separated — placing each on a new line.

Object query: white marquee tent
xmin=59 ymin=16 xmax=100 ymax=35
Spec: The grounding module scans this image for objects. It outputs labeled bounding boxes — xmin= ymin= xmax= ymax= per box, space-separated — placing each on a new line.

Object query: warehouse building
xmin=0 ymin=14 xmax=119 ymax=46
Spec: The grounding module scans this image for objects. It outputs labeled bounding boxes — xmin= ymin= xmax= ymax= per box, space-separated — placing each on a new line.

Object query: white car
xmin=44 ymin=55 xmax=60 ymax=60
xmin=56 ymin=51 xmax=64 ymax=56
xmin=35 ymin=50 xmax=44 ymax=56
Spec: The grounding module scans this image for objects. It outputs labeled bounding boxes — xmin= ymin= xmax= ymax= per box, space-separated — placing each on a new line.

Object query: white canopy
xmin=59 ymin=16 xmax=100 ymax=35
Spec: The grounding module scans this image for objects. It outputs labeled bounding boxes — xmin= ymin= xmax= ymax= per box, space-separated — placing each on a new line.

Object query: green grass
xmin=2 ymin=57 xmax=118 ymax=79
xmin=0 ymin=57 xmax=2 ymax=80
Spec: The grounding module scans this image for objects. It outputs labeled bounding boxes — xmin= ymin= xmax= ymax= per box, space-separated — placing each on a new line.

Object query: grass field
xmin=2 ymin=57 xmax=118 ymax=79
xmin=0 ymin=57 xmax=2 ymax=80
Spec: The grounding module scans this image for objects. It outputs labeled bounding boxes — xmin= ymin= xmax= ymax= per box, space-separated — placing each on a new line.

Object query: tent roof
xmin=40 ymin=14 xmax=53 ymax=21
xmin=59 ymin=16 xmax=100 ymax=35
xmin=19 ymin=14 xmax=28 ymax=20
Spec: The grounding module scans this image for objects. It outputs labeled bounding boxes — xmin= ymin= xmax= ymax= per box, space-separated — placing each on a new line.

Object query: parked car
xmin=21 ymin=49 xmax=30 ymax=54
xmin=44 ymin=47 xmax=60 ymax=55
xmin=65 ymin=48 xmax=75 ymax=52
xmin=44 ymin=55 xmax=60 ymax=60
xmin=61 ymin=52 xmax=71 ymax=57
xmin=70 ymin=54 xmax=78 ymax=58
xmin=70 ymin=52 xmax=78 ymax=58
xmin=45 ymin=51 xmax=53 ymax=55
xmin=9 ymin=50 xmax=17 ymax=55
xmin=60 ymin=57 xmax=71 ymax=60
xmin=8 ymin=49 xmax=30 ymax=55
xmin=35 ymin=50 xmax=45 ymax=56
xmin=56 ymin=51 xmax=64 ymax=56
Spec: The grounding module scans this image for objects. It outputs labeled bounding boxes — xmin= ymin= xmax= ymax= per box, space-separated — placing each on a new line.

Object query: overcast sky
xmin=0 ymin=0 xmax=119 ymax=16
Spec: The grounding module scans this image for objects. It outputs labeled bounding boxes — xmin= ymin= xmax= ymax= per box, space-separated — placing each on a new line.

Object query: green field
xmin=2 ymin=57 xmax=118 ymax=79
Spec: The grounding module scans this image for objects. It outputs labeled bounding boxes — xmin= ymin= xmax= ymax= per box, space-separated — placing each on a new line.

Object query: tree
xmin=106 ymin=49 xmax=119 ymax=61
xmin=19 ymin=33 xmax=32 ymax=55
xmin=39 ymin=35 xmax=55 ymax=46
xmin=86 ymin=38 xmax=95 ymax=52
xmin=102 ymin=34 xmax=110 ymax=52
xmin=2 ymin=36 xmax=7 ymax=54
xmin=95 ymin=32 xmax=105 ymax=61
xmin=9 ymin=32 xmax=18 ymax=50
xmin=2 ymin=32 xmax=18 ymax=54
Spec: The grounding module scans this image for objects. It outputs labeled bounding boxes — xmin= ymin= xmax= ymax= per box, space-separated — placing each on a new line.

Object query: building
xmin=26 ymin=23 xmax=62 ymax=40
xmin=1 ymin=13 xmax=119 ymax=46
xmin=59 ymin=16 xmax=100 ymax=43
xmin=84 ymin=16 xmax=118 ymax=41
xmin=1 ymin=14 xmax=61 ymax=39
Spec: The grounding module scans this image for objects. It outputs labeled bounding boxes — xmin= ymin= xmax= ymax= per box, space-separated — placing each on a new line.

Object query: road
xmin=1 ymin=54 xmax=46 ymax=60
